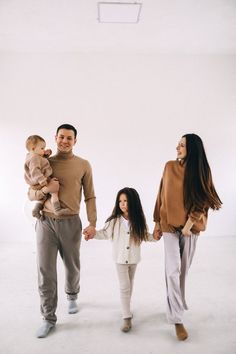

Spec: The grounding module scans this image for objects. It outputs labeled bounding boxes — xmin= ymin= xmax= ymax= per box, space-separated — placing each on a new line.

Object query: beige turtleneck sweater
xmin=43 ymin=150 xmax=97 ymax=226
xmin=153 ymin=160 xmax=208 ymax=234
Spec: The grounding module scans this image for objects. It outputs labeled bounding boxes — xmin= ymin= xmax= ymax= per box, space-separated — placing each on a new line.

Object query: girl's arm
xmin=94 ymin=220 xmax=114 ymax=240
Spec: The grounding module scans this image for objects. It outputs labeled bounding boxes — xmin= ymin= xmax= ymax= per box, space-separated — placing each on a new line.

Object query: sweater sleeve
xmin=153 ymin=178 xmax=163 ymax=224
xmin=95 ymin=221 xmax=114 ymax=240
xmin=82 ymin=161 xmax=97 ymax=227
xmin=28 ymin=156 xmax=47 ymax=186
xmin=188 ymin=208 xmax=208 ymax=232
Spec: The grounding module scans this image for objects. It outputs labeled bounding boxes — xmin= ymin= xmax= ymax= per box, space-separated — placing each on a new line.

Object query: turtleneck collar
xmin=55 ymin=150 xmax=74 ymax=160
xmin=176 ymin=158 xmax=186 ymax=167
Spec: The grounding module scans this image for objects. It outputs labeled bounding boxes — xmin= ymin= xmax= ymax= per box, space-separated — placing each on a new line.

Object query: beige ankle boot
xmin=121 ymin=318 xmax=132 ymax=333
xmin=175 ymin=323 xmax=188 ymax=340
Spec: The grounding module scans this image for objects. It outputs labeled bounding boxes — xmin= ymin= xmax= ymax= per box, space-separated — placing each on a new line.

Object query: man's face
xmin=55 ymin=129 xmax=76 ymax=153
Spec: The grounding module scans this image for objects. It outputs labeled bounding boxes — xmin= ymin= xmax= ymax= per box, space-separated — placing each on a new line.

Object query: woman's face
xmin=176 ymin=137 xmax=187 ymax=160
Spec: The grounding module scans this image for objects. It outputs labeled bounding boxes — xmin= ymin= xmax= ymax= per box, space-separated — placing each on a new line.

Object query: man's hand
xmin=43 ymin=178 xmax=59 ymax=194
xmin=83 ymin=225 xmax=96 ymax=241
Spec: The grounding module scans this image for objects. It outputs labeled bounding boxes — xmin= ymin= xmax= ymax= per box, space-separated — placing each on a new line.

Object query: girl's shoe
xmin=121 ymin=318 xmax=132 ymax=332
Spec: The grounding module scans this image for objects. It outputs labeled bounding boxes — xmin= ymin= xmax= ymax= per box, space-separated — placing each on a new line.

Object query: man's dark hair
xmin=56 ymin=124 xmax=77 ymax=138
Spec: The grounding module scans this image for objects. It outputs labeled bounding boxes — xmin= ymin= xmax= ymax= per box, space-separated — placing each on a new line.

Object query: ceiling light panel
xmin=98 ymin=2 xmax=142 ymax=23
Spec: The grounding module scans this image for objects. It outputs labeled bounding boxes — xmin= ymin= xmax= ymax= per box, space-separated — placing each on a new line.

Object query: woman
xmin=153 ymin=133 xmax=222 ymax=341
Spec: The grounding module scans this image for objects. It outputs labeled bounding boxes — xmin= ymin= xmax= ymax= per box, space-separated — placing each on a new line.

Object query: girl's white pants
xmin=116 ymin=263 xmax=137 ymax=319
xmin=163 ymin=232 xmax=198 ymax=324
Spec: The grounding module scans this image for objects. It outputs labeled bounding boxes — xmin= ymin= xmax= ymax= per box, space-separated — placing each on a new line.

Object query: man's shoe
xmin=121 ymin=318 xmax=132 ymax=333
xmin=68 ymin=300 xmax=78 ymax=314
xmin=36 ymin=321 xmax=55 ymax=338
xmin=175 ymin=323 xmax=188 ymax=341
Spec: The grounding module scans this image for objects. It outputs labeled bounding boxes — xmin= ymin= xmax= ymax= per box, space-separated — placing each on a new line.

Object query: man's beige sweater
xmin=153 ymin=160 xmax=207 ymax=234
xmin=44 ymin=150 xmax=97 ymax=226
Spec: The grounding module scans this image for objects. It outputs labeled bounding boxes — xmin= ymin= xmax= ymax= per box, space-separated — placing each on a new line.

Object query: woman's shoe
xmin=175 ymin=323 xmax=188 ymax=340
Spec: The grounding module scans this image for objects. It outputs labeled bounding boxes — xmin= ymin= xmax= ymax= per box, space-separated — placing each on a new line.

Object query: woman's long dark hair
xmin=106 ymin=187 xmax=148 ymax=244
xmin=182 ymin=134 xmax=222 ymax=212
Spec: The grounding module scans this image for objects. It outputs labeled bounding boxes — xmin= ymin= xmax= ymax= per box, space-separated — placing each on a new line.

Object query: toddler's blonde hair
xmin=26 ymin=135 xmax=45 ymax=152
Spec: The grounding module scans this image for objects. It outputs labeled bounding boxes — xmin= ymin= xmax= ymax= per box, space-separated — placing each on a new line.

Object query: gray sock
xmin=32 ymin=203 xmax=43 ymax=219
xmin=53 ymin=201 xmax=71 ymax=216
xmin=36 ymin=321 xmax=55 ymax=338
xmin=68 ymin=300 xmax=78 ymax=314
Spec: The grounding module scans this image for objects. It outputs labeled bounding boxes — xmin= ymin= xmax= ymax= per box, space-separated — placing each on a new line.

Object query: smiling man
xmin=35 ymin=124 xmax=97 ymax=338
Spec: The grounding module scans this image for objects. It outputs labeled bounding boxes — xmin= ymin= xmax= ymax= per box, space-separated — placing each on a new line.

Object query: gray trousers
xmin=35 ymin=215 xmax=82 ymax=324
xmin=116 ymin=264 xmax=137 ymax=319
xmin=163 ymin=232 xmax=198 ymax=324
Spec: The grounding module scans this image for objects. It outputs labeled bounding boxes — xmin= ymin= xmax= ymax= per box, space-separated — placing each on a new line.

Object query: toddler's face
xmin=33 ymin=141 xmax=46 ymax=156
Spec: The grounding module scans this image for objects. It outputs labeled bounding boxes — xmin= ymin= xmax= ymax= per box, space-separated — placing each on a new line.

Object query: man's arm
xmin=27 ymin=178 xmax=60 ymax=201
xmin=83 ymin=161 xmax=97 ymax=227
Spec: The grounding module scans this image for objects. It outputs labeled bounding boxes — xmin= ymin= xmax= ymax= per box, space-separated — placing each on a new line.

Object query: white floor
xmin=0 ymin=235 xmax=236 ymax=354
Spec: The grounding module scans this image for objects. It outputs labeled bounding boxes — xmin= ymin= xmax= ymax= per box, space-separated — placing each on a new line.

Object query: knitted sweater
xmin=24 ymin=152 xmax=52 ymax=187
xmin=43 ymin=150 xmax=97 ymax=226
xmin=153 ymin=160 xmax=208 ymax=234
xmin=95 ymin=216 xmax=155 ymax=264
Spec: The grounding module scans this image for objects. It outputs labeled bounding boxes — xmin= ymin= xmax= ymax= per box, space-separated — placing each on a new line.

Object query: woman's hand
xmin=153 ymin=223 xmax=163 ymax=240
xmin=182 ymin=218 xmax=194 ymax=236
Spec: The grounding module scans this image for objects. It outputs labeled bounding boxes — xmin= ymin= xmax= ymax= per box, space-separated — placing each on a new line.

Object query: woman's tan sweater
xmin=153 ymin=160 xmax=208 ymax=234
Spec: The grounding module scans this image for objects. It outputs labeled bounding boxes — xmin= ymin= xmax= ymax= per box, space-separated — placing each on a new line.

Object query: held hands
xmin=83 ymin=225 xmax=96 ymax=241
xmin=153 ymin=222 xmax=163 ymax=241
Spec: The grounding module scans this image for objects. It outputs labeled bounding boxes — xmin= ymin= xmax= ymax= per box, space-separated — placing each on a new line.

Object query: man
xmin=33 ymin=124 xmax=96 ymax=338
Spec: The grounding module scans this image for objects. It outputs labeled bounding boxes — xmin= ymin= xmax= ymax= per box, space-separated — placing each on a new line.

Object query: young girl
xmin=85 ymin=187 xmax=156 ymax=332
xmin=153 ymin=133 xmax=222 ymax=341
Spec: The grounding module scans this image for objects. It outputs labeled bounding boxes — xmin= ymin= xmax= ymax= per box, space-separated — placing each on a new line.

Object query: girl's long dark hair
xmin=182 ymin=134 xmax=222 ymax=212
xmin=106 ymin=187 xmax=148 ymax=244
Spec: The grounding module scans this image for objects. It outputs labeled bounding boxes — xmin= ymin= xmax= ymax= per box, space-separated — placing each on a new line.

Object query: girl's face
xmin=33 ymin=141 xmax=46 ymax=156
xmin=176 ymin=137 xmax=187 ymax=160
xmin=119 ymin=193 xmax=128 ymax=216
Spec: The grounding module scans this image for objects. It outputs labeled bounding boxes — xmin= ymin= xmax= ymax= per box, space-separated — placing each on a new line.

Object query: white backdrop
xmin=0 ymin=52 xmax=235 ymax=241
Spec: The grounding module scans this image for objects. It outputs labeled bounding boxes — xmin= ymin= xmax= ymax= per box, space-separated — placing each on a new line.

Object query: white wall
xmin=0 ymin=52 xmax=235 ymax=241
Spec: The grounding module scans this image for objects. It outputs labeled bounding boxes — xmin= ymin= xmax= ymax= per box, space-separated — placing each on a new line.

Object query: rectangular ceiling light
xmin=98 ymin=2 xmax=142 ymax=23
